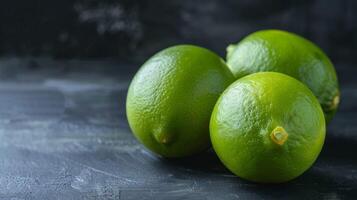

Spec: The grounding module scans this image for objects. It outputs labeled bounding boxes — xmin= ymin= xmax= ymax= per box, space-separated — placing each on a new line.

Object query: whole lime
xmin=126 ymin=45 xmax=235 ymax=157
xmin=210 ymin=72 xmax=326 ymax=183
xmin=226 ymin=29 xmax=339 ymax=123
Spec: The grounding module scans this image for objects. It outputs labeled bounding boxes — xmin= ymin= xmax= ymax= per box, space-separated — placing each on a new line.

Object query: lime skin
xmin=126 ymin=45 xmax=235 ymax=157
xmin=226 ymin=29 xmax=340 ymax=123
xmin=210 ymin=72 xmax=326 ymax=183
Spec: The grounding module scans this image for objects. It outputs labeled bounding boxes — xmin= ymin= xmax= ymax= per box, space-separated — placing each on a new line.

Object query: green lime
xmin=226 ymin=29 xmax=339 ymax=123
xmin=126 ymin=45 xmax=235 ymax=157
xmin=210 ymin=72 xmax=326 ymax=183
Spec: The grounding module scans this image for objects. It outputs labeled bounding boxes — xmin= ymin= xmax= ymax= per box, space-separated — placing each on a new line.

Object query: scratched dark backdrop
xmin=0 ymin=0 xmax=356 ymax=64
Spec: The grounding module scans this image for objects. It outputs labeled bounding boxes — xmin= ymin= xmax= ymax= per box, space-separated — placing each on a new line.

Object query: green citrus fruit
xmin=126 ymin=45 xmax=235 ymax=157
xmin=210 ymin=72 xmax=326 ymax=183
xmin=226 ymin=29 xmax=339 ymax=123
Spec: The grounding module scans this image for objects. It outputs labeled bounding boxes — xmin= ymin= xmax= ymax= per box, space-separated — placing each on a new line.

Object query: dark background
xmin=0 ymin=0 xmax=356 ymax=64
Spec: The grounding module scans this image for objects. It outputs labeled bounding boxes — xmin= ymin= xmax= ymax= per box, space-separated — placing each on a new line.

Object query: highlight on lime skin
xmin=270 ymin=126 xmax=289 ymax=145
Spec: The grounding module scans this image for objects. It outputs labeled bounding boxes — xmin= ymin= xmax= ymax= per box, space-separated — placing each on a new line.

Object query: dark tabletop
xmin=0 ymin=58 xmax=356 ymax=200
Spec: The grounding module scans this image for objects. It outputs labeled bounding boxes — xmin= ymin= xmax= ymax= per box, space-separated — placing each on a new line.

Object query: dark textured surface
xmin=0 ymin=58 xmax=356 ymax=200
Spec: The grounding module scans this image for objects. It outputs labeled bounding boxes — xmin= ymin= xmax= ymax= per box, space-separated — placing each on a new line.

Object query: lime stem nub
xmin=226 ymin=44 xmax=236 ymax=59
xmin=330 ymin=94 xmax=340 ymax=111
xmin=270 ymin=126 xmax=288 ymax=146
xmin=153 ymin=130 xmax=173 ymax=145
